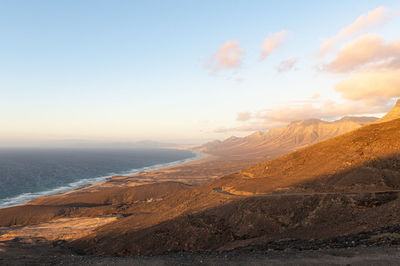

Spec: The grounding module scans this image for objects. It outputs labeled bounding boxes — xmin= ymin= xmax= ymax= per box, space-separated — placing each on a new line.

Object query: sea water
xmin=0 ymin=147 xmax=199 ymax=208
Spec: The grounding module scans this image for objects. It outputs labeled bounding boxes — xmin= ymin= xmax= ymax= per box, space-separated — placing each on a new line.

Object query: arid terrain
xmin=195 ymin=116 xmax=377 ymax=159
xmin=1 ymin=102 xmax=400 ymax=264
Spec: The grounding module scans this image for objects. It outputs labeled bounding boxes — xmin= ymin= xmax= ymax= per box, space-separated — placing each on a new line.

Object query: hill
xmin=375 ymin=99 xmax=400 ymax=124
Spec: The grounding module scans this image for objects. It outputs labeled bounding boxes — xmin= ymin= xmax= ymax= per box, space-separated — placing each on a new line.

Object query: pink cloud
xmin=205 ymin=41 xmax=244 ymax=73
xmin=335 ymin=68 xmax=400 ymax=101
xmin=217 ymin=100 xmax=391 ymax=133
xmin=324 ymin=34 xmax=400 ymax=72
xmin=319 ymin=7 xmax=391 ymax=56
xmin=236 ymin=112 xmax=252 ymax=121
xmin=260 ymin=30 xmax=289 ymax=60
xmin=312 ymin=93 xmax=320 ymax=99
xmin=321 ymin=34 xmax=400 ymax=102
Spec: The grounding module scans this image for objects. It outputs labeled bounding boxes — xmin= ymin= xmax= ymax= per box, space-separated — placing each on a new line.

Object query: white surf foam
xmin=0 ymin=151 xmax=202 ymax=209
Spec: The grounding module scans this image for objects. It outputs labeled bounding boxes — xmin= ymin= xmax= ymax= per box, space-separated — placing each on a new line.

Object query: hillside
xmin=214 ymin=118 xmax=400 ymax=196
xmin=68 ymin=110 xmax=400 ymax=255
xmin=196 ymin=116 xmax=377 ymax=158
xmin=375 ymin=99 xmax=400 ymax=124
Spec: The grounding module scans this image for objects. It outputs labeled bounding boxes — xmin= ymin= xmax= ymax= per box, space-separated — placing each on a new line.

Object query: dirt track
xmin=213 ymin=187 xmax=400 ymax=197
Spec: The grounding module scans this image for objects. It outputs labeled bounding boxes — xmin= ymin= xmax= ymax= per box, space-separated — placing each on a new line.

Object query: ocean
xmin=0 ymin=147 xmax=198 ymax=209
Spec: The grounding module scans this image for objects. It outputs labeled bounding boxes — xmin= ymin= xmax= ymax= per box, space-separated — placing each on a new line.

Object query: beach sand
xmin=66 ymin=153 xmax=264 ymax=193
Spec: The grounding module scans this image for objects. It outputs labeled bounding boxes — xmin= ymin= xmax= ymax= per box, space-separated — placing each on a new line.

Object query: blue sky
xmin=1 ymin=0 xmax=400 ymax=145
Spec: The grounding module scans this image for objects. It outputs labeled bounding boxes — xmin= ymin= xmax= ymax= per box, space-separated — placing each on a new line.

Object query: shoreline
xmin=62 ymin=150 xmax=213 ymax=193
xmin=0 ymin=149 xmax=204 ymax=209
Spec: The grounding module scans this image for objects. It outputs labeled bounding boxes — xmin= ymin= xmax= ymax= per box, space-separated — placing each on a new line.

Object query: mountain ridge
xmin=196 ymin=116 xmax=377 ymax=158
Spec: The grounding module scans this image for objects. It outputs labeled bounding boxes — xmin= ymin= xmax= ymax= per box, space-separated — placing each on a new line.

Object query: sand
xmin=0 ymin=216 xmax=118 ymax=242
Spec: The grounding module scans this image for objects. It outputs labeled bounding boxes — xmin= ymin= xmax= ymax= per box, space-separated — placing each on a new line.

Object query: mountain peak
xmin=289 ymin=119 xmax=322 ymax=126
xmin=250 ymin=130 xmax=264 ymax=137
xmin=226 ymin=136 xmax=239 ymax=141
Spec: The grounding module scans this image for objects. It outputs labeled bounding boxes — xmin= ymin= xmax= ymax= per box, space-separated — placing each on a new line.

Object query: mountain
xmin=213 ymin=117 xmax=400 ymax=196
xmin=196 ymin=116 xmax=377 ymax=158
xmin=375 ymin=99 xmax=400 ymax=124
xmin=66 ymin=106 xmax=400 ymax=255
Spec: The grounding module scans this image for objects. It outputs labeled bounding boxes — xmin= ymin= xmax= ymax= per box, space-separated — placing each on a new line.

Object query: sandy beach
xmin=58 ymin=151 xmax=264 ymax=194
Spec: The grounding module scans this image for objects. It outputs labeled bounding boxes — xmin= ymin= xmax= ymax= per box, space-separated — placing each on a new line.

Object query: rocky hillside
xmin=196 ymin=116 xmax=377 ymax=158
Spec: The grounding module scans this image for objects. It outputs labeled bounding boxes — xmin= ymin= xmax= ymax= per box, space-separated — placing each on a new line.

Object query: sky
xmin=1 ymin=0 xmax=400 ymax=146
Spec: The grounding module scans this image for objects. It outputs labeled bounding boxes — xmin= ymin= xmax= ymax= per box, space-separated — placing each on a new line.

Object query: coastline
xmin=0 ymin=149 xmax=204 ymax=209
xmin=0 ymin=149 xmax=259 ymax=248
xmin=63 ymin=149 xmax=209 ymax=193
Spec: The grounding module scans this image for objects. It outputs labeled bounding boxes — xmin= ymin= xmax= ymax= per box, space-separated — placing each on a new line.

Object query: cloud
xmin=276 ymin=57 xmax=298 ymax=72
xmin=324 ymin=34 xmax=400 ymax=72
xmin=260 ymin=30 xmax=289 ymax=60
xmin=335 ymin=68 xmax=400 ymax=100
xmin=217 ymin=100 xmax=392 ymax=133
xmin=236 ymin=112 xmax=251 ymax=121
xmin=312 ymin=93 xmax=320 ymax=99
xmin=255 ymin=100 xmax=388 ymax=124
xmin=321 ymin=34 xmax=400 ymax=102
xmin=319 ymin=7 xmax=391 ymax=56
xmin=205 ymin=41 xmax=245 ymax=73
xmin=235 ymin=77 xmax=244 ymax=84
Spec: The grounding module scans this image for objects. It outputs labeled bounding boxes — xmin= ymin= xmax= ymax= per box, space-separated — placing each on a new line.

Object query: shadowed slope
xmin=71 ymin=188 xmax=400 ymax=255
xmin=0 ymin=182 xmax=191 ymax=227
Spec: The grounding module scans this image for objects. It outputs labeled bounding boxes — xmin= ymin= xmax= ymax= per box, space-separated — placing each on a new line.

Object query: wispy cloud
xmin=205 ymin=41 xmax=245 ymax=73
xmin=260 ymin=30 xmax=289 ymax=60
xmin=276 ymin=57 xmax=298 ymax=72
xmin=318 ymin=7 xmax=391 ymax=57
xmin=312 ymin=93 xmax=320 ymax=99
xmin=236 ymin=112 xmax=251 ymax=121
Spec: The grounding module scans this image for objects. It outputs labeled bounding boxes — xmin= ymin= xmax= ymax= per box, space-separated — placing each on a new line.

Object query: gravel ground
xmin=1 ymin=240 xmax=400 ymax=266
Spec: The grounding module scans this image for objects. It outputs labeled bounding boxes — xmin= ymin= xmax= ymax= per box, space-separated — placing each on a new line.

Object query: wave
xmin=0 ymin=151 xmax=203 ymax=209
